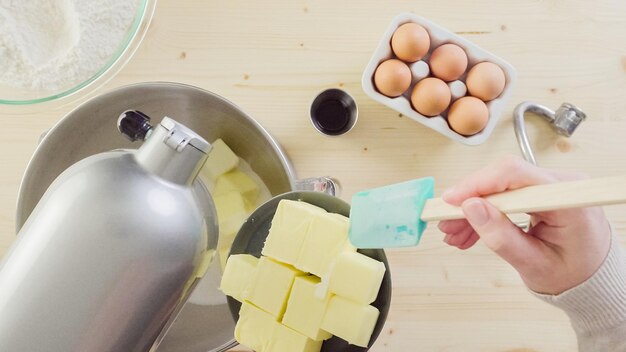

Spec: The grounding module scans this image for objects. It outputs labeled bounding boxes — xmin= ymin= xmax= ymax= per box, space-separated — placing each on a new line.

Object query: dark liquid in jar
xmin=313 ymin=99 xmax=350 ymax=135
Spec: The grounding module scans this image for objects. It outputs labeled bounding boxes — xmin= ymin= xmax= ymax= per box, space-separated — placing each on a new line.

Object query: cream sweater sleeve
xmin=532 ymin=235 xmax=626 ymax=352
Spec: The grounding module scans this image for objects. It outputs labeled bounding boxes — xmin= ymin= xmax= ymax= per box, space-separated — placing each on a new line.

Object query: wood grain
xmin=1 ymin=0 xmax=625 ymax=351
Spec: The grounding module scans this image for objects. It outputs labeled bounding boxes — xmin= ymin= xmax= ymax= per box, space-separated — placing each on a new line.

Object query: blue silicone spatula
xmin=349 ymin=176 xmax=626 ymax=248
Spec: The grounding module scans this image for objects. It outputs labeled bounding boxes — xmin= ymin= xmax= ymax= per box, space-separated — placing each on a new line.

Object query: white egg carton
xmin=362 ymin=13 xmax=516 ymax=146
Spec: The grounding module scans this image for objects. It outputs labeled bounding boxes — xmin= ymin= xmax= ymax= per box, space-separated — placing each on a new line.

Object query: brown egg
xmin=466 ymin=62 xmax=506 ymax=101
xmin=429 ymin=44 xmax=468 ymax=82
xmin=410 ymin=77 xmax=451 ymax=117
xmin=391 ymin=23 xmax=430 ymax=62
xmin=373 ymin=59 xmax=412 ymax=97
xmin=448 ymin=96 xmax=489 ymax=136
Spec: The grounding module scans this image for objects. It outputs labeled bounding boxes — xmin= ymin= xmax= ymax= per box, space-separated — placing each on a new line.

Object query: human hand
xmin=439 ymin=156 xmax=611 ymax=295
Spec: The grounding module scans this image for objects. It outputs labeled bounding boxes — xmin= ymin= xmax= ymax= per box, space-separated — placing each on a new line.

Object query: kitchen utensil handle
xmin=420 ymin=175 xmax=626 ymax=221
xmin=294 ymin=177 xmax=341 ymax=196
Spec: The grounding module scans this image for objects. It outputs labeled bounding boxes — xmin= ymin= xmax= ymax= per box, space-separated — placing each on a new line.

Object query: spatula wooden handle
xmin=420 ymin=175 xmax=626 ymax=222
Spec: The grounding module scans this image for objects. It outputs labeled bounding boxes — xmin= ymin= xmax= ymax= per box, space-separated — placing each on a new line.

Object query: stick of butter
xmin=219 ymin=254 xmax=258 ymax=302
xmin=328 ymin=251 xmax=386 ymax=305
xmin=213 ymin=191 xmax=248 ymax=239
xmin=235 ymin=302 xmax=277 ymax=351
xmin=200 ymin=138 xmax=239 ymax=180
xmin=321 ymin=296 xmax=379 ymax=348
xmin=296 ymin=213 xmax=355 ymax=277
xmin=218 ymin=247 xmax=230 ymax=272
xmin=248 ymin=256 xmax=305 ymax=319
xmin=266 ymin=322 xmax=322 ymax=352
xmin=214 ymin=169 xmax=260 ymax=204
xmin=262 ymin=200 xmax=326 ymax=265
xmin=282 ymin=276 xmax=332 ymax=341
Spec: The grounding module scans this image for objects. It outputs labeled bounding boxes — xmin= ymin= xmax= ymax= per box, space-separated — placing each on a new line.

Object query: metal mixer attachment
xmin=512 ymin=101 xmax=586 ymax=229
xmin=513 ymin=102 xmax=586 ymax=165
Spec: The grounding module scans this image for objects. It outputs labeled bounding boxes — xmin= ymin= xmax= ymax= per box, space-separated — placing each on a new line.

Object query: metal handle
xmin=293 ymin=177 xmax=340 ymax=197
xmin=513 ymin=101 xmax=586 ymax=165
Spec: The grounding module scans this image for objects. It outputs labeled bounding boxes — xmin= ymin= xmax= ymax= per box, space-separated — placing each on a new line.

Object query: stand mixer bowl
xmin=15 ymin=82 xmax=327 ymax=352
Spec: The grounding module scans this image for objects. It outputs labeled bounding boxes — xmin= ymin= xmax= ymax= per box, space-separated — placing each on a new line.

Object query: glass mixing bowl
xmin=0 ymin=0 xmax=157 ymax=105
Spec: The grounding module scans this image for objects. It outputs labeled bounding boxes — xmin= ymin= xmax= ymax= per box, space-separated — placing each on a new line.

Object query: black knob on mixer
xmin=118 ymin=110 xmax=153 ymax=141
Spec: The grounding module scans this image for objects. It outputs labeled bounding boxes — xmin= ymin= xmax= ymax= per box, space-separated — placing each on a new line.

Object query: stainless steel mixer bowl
xmin=14 ymin=82 xmax=316 ymax=352
xmin=16 ymin=82 xmax=297 ymax=229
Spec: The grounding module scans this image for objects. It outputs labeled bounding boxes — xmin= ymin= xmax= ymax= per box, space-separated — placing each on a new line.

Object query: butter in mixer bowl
xmin=213 ymin=191 xmax=248 ymax=241
xmin=220 ymin=199 xmax=386 ymax=351
xmin=199 ymin=138 xmax=267 ymax=272
xmin=218 ymin=247 xmax=230 ymax=271
xmin=189 ymin=139 xmax=271 ymax=307
xmin=214 ymin=169 xmax=260 ymax=207
xmin=201 ymin=138 xmax=239 ymax=180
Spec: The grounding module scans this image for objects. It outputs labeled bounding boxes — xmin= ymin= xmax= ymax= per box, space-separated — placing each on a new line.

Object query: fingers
xmin=439 ymin=219 xmax=480 ymax=250
xmin=458 ymin=232 xmax=479 ymax=249
xmin=548 ymin=169 xmax=588 ymax=182
xmin=461 ymin=198 xmax=545 ymax=270
xmin=442 ymin=156 xmax=557 ymax=206
xmin=438 ymin=219 xmax=468 ymax=234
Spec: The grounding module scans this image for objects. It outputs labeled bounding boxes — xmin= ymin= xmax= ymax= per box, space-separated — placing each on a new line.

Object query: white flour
xmin=0 ymin=0 xmax=140 ymax=91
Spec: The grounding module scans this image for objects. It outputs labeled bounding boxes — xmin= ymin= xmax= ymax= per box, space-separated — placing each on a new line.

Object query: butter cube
xmin=218 ymin=247 xmax=230 ymax=272
xmin=328 ymin=251 xmax=386 ymax=305
xmin=267 ymin=323 xmax=322 ymax=352
xmin=244 ymin=198 xmax=256 ymax=213
xmin=194 ymin=249 xmax=215 ymax=279
xmin=217 ymin=230 xmax=236 ymax=252
xmin=321 ymin=296 xmax=379 ymax=348
xmin=296 ymin=213 xmax=355 ymax=277
xmin=215 ymin=170 xmax=260 ymax=204
xmin=219 ymin=254 xmax=258 ymax=302
xmin=235 ymin=302 xmax=277 ymax=351
xmin=262 ymin=200 xmax=326 ymax=265
xmin=282 ymin=276 xmax=332 ymax=341
xmin=248 ymin=256 xmax=305 ymax=319
xmin=213 ymin=191 xmax=248 ymax=238
xmin=201 ymin=138 xmax=239 ymax=180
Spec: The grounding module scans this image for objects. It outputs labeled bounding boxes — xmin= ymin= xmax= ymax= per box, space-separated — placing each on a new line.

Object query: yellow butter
xmin=321 ymin=296 xmax=379 ymax=348
xmin=219 ymin=254 xmax=258 ymax=302
xmin=328 ymin=251 xmax=386 ymax=305
xmin=194 ymin=249 xmax=216 ymax=279
xmin=218 ymin=247 xmax=230 ymax=272
xmin=262 ymin=200 xmax=326 ymax=265
xmin=235 ymin=302 xmax=277 ymax=351
xmin=215 ymin=170 xmax=260 ymax=204
xmin=201 ymin=138 xmax=239 ymax=180
xmin=248 ymin=256 xmax=305 ymax=319
xmin=296 ymin=213 xmax=355 ymax=277
xmin=217 ymin=230 xmax=236 ymax=251
xmin=282 ymin=276 xmax=332 ymax=341
xmin=266 ymin=322 xmax=322 ymax=352
xmin=213 ymin=191 xmax=248 ymax=239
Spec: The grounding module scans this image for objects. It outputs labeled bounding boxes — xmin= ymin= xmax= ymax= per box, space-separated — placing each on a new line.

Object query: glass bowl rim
xmin=0 ymin=0 xmax=157 ymax=106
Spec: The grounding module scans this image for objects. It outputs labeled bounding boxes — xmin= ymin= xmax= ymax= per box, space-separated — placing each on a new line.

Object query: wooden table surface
xmin=1 ymin=0 xmax=625 ymax=351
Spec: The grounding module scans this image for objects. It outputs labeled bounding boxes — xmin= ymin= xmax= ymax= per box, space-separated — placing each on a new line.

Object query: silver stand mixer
xmin=0 ymin=111 xmax=218 ymax=352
